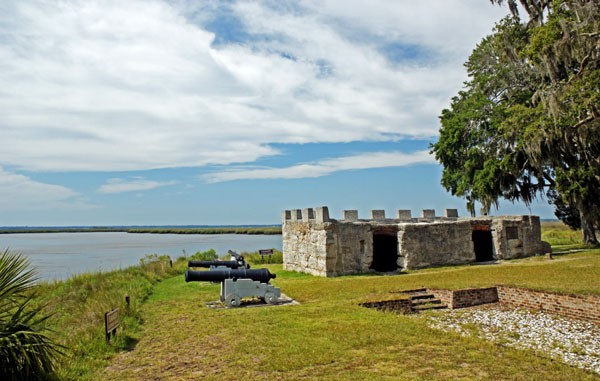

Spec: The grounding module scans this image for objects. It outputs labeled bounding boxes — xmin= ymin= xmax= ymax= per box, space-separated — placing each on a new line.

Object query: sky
xmin=0 ymin=0 xmax=556 ymax=226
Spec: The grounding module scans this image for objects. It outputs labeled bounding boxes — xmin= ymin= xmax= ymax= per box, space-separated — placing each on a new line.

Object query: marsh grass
xmin=128 ymin=226 xmax=281 ymax=235
xmin=101 ymin=249 xmax=600 ymax=380
xmin=34 ymin=254 xmax=188 ymax=380
xmin=239 ymin=248 xmax=284 ymax=265
xmin=541 ymin=221 xmax=584 ymax=247
xmin=35 ymin=222 xmax=600 ymax=380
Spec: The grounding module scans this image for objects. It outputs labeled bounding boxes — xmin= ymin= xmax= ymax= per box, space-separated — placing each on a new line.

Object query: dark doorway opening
xmin=370 ymin=233 xmax=398 ymax=272
xmin=472 ymin=230 xmax=494 ymax=262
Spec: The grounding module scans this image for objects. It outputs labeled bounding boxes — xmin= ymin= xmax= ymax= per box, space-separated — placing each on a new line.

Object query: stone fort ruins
xmin=282 ymin=206 xmax=551 ymax=277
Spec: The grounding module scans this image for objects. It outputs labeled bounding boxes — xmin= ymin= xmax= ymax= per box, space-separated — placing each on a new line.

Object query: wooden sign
xmin=105 ymin=308 xmax=119 ymax=343
xmin=259 ymin=249 xmax=274 ymax=256
xmin=259 ymin=249 xmax=274 ymax=264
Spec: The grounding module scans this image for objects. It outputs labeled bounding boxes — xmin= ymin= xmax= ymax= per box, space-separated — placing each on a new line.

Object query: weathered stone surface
xmin=371 ymin=210 xmax=385 ymax=221
xmin=302 ymin=208 xmax=315 ymax=221
xmin=283 ymin=221 xmax=332 ymax=276
xmin=444 ymin=209 xmax=459 ymax=218
xmin=283 ymin=207 xmax=551 ymax=277
xmin=315 ymin=206 xmax=330 ymax=223
xmin=397 ymin=210 xmax=412 ymax=220
xmin=343 ymin=210 xmax=358 ymax=222
xmin=399 ymin=221 xmax=474 ymax=269
xmin=421 ymin=209 xmax=436 ymax=219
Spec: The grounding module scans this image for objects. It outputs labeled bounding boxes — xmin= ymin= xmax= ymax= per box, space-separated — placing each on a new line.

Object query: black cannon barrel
xmin=185 ymin=268 xmax=276 ymax=283
xmin=188 ymin=260 xmax=241 ymax=269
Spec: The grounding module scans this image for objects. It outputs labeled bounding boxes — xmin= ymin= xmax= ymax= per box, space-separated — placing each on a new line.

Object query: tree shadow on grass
xmin=120 ymin=335 xmax=140 ymax=352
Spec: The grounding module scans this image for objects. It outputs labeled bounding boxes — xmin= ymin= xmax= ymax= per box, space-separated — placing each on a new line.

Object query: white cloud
xmin=0 ymin=0 xmax=508 ymax=172
xmin=203 ymin=150 xmax=436 ymax=182
xmin=98 ymin=178 xmax=177 ymax=194
xmin=0 ymin=167 xmax=86 ymax=211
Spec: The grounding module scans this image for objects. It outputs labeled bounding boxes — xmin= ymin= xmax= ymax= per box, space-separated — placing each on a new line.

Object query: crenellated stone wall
xmin=282 ymin=206 xmax=551 ymax=277
xmin=282 ymin=219 xmax=332 ymax=276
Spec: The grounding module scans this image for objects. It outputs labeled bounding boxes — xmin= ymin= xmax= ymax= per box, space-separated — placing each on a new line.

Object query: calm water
xmin=0 ymin=232 xmax=282 ymax=281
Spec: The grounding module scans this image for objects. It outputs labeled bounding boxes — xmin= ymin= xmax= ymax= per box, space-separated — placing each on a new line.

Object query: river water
xmin=0 ymin=232 xmax=282 ymax=281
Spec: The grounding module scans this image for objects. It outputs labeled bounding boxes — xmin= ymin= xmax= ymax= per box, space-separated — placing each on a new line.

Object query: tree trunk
xmin=579 ymin=210 xmax=599 ymax=245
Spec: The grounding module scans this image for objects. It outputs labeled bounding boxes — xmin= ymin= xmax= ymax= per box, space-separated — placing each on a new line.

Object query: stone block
xmin=371 ymin=210 xmax=386 ymax=221
xmin=343 ymin=210 xmax=359 ymax=222
xmin=444 ymin=209 xmax=458 ymax=218
xmin=291 ymin=209 xmax=302 ymax=221
xmin=421 ymin=209 xmax=436 ymax=219
xmin=315 ymin=206 xmax=330 ymax=222
xmin=282 ymin=210 xmax=291 ymax=222
xmin=302 ymin=208 xmax=315 ymax=221
xmin=397 ymin=209 xmax=412 ymax=220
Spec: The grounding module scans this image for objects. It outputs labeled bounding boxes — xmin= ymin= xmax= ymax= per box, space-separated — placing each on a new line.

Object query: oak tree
xmin=431 ymin=0 xmax=600 ymax=243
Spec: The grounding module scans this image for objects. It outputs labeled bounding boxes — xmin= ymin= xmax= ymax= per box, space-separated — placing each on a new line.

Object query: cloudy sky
xmin=0 ymin=0 xmax=554 ymax=226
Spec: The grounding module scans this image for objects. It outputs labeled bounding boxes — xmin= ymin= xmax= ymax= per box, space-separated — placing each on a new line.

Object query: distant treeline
xmin=0 ymin=226 xmax=282 ymax=235
xmin=127 ymin=227 xmax=282 ymax=235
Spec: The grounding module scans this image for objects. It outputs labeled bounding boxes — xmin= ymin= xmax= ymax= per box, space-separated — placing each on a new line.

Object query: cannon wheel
xmin=264 ymin=292 xmax=278 ymax=305
xmin=225 ymin=294 xmax=241 ymax=308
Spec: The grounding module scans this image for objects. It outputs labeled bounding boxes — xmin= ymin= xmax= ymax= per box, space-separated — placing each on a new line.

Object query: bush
xmin=241 ymin=249 xmax=284 ymax=265
xmin=189 ymin=249 xmax=219 ymax=261
xmin=0 ymin=249 xmax=62 ymax=381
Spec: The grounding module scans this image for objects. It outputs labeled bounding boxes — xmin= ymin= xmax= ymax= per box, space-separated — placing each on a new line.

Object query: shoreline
xmin=0 ymin=226 xmax=282 ymax=235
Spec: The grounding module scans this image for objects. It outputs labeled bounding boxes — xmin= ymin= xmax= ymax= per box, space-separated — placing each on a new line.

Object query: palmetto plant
xmin=0 ymin=249 xmax=62 ymax=380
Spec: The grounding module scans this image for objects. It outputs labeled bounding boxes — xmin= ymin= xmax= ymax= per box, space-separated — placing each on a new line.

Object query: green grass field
xmin=35 ymin=222 xmax=600 ymax=380
xmin=98 ymin=251 xmax=600 ymax=380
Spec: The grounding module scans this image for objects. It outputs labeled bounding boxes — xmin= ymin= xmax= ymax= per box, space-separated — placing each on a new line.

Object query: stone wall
xmin=492 ymin=216 xmax=551 ymax=259
xmin=399 ymin=221 xmax=475 ymax=270
xmin=282 ymin=206 xmax=551 ymax=277
xmin=332 ymin=222 xmax=373 ymax=276
xmin=282 ymin=220 xmax=333 ymax=277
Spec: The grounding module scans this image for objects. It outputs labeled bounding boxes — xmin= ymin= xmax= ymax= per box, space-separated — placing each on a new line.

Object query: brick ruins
xmin=282 ymin=206 xmax=551 ymax=277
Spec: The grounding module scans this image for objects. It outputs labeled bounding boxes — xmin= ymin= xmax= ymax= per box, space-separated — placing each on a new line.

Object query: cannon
xmin=188 ymin=250 xmax=250 ymax=270
xmin=184 ymin=268 xmax=280 ymax=307
xmin=188 ymin=260 xmax=243 ymax=269
xmin=185 ymin=268 xmax=275 ymax=283
xmin=227 ymin=250 xmax=248 ymax=267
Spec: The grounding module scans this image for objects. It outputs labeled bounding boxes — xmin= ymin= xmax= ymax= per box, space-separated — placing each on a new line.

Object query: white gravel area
xmin=426 ymin=306 xmax=600 ymax=375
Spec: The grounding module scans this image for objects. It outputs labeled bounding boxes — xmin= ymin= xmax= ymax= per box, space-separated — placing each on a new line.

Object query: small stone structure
xmin=282 ymin=206 xmax=551 ymax=277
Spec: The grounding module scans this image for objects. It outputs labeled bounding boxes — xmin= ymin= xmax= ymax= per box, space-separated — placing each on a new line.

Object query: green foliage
xmin=541 ymin=221 xmax=582 ymax=247
xmin=432 ymin=0 xmax=600 ymax=242
xmin=101 ymin=248 xmax=600 ymax=380
xmin=188 ymin=249 xmax=218 ymax=261
xmin=33 ymin=255 xmax=189 ymax=380
xmin=241 ymin=249 xmax=284 ymax=265
xmin=0 ymin=249 xmax=62 ymax=381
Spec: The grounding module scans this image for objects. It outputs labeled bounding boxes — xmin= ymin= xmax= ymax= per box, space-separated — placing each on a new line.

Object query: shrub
xmin=0 ymin=249 xmax=62 ymax=380
xmin=189 ymin=249 xmax=219 ymax=261
xmin=242 ymin=249 xmax=284 ymax=265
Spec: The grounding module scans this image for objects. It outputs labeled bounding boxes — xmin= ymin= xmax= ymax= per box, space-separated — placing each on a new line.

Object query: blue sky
xmin=0 ymin=0 xmax=555 ymax=226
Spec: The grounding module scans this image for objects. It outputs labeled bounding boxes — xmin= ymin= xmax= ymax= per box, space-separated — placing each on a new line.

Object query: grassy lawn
xmin=101 ymin=250 xmax=600 ymax=380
